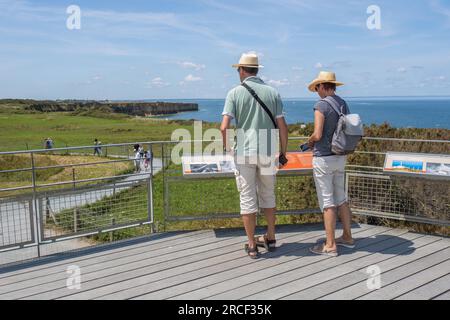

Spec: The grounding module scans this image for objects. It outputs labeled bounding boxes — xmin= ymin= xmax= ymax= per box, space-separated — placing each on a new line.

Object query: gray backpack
xmin=323 ymin=96 xmax=364 ymax=155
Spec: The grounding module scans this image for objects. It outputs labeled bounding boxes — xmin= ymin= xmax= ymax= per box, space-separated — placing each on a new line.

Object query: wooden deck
xmin=0 ymin=223 xmax=449 ymax=300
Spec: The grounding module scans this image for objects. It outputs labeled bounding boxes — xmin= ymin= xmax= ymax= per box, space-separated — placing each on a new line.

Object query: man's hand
xmin=278 ymin=153 xmax=288 ymax=166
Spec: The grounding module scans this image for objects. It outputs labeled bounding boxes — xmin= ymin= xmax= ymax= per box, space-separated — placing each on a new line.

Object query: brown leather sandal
xmin=255 ymin=235 xmax=277 ymax=251
xmin=244 ymin=244 xmax=259 ymax=259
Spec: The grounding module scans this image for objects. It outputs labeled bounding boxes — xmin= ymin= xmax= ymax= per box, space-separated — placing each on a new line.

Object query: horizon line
xmin=2 ymin=95 xmax=450 ymax=101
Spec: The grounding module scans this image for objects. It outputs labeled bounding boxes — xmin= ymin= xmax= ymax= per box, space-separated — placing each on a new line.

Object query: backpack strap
xmin=241 ymin=82 xmax=278 ymax=129
xmin=323 ymin=96 xmax=346 ymax=116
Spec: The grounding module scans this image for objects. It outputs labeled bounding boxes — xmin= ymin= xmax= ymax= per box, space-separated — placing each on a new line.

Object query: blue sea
xmin=144 ymin=97 xmax=450 ymax=129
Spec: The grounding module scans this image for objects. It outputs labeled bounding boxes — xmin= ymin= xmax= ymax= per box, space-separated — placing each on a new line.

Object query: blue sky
xmin=1 ymin=0 xmax=449 ymax=99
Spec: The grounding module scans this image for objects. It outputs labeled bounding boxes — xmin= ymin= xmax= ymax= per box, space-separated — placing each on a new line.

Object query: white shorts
xmin=235 ymin=156 xmax=277 ymax=215
xmin=313 ymin=155 xmax=348 ymax=212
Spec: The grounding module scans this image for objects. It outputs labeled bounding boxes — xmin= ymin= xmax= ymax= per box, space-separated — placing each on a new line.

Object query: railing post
xmin=110 ymin=217 xmax=115 ymax=242
xmin=73 ymin=208 xmax=78 ymax=233
xmin=148 ymin=143 xmax=154 ymax=234
xmin=30 ymin=152 xmax=41 ymax=258
xmin=45 ymin=197 xmax=50 ymax=222
xmin=72 ymin=167 xmax=76 ymax=190
xmin=162 ymin=143 xmax=167 ymax=232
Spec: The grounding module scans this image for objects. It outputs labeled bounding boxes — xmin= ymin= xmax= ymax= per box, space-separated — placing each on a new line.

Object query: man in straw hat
xmin=306 ymin=71 xmax=355 ymax=257
xmin=220 ymin=52 xmax=289 ymax=259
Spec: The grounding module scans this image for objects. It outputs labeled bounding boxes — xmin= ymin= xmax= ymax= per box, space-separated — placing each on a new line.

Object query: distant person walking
xmin=44 ymin=137 xmax=53 ymax=149
xmin=133 ymin=144 xmax=142 ymax=173
xmin=93 ymin=139 xmax=102 ymax=156
xmin=306 ymin=71 xmax=355 ymax=257
xmin=143 ymin=149 xmax=152 ymax=171
xmin=220 ymin=52 xmax=289 ymax=259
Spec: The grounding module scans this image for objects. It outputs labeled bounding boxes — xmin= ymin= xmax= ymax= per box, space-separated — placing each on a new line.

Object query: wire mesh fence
xmin=0 ymin=197 xmax=35 ymax=250
xmin=0 ymin=142 xmax=156 ymax=266
xmin=161 ymin=137 xmax=450 ymax=228
xmin=347 ymin=171 xmax=450 ymax=225
xmin=39 ymin=179 xmax=152 ymax=241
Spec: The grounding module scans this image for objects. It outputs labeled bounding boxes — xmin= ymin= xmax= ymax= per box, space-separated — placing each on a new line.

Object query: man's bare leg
xmin=337 ymin=202 xmax=354 ymax=242
xmin=242 ymin=213 xmax=257 ymax=253
xmin=323 ymin=207 xmax=337 ymax=251
xmin=263 ymin=207 xmax=276 ymax=241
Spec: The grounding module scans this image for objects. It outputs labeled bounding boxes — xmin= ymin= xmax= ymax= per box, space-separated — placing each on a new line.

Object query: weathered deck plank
xmin=206 ymin=228 xmax=423 ymax=300
xmin=357 ymin=256 xmax=450 ymax=300
xmin=0 ymin=223 xmax=448 ymax=300
xmin=62 ymin=225 xmax=344 ymax=300
xmin=14 ymin=224 xmax=321 ymax=300
xmin=395 ymin=274 xmax=450 ymax=300
xmin=175 ymin=225 xmax=389 ymax=300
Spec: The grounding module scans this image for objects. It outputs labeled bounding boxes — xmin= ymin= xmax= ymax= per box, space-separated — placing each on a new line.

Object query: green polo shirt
xmin=222 ymin=76 xmax=284 ymax=156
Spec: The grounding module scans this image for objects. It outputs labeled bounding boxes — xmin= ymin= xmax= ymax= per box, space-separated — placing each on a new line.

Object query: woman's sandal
xmin=244 ymin=244 xmax=259 ymax=259
xmin=255 ymin=235 xmax=277 ymax=252
xmin=309 ymin=242 xmax=338 ymax=257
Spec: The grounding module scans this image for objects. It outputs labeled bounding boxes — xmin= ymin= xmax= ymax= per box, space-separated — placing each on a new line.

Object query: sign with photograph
xmin=181 ymin=152 xmax=313 ymax=178
xmin=384 ymin=152 xmax=450 ymax=179
xmin=182 ymin=154 xmax=236 ymax=178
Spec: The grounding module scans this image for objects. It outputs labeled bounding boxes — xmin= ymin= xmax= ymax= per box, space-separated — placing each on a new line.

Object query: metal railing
xmin=0 ymin=136 xmax=449 ymax=267
xmin=0 ymin=142 xmax=157 ymax=266
xmin=160 ymin=136 xmax=450 ymax=227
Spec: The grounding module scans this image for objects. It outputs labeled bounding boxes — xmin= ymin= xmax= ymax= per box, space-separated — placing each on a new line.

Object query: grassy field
xmin=0 ymin=154 xmax=133 ymax=195
xmin=0 ymin=112 xmax=204 ymax=151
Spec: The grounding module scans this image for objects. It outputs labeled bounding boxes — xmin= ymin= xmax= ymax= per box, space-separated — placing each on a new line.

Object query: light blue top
xmin=222 ymin=76 xmax=284 ymax=156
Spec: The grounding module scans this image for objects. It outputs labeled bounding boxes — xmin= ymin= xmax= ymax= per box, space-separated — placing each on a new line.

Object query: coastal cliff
xmin=0 ymin=99 xmax=199 ymax=116
xmin=110 ymin=102 xmax=198 ymax=116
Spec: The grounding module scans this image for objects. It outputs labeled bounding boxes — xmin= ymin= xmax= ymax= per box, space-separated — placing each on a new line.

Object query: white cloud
xmin=83 ymin=75 xmax=102 ymax=85
xmin=146 ymin=77 xmax=170 ymax=88
xmin=184 ymin=74 xmax=202 ymax=82
xmin=315 ymin=62 xmax=323 ymax=69
xmin=267 ymin=78 xmax=290 ymax=87
xmin=177 ymin=61 xmax=206 ymax=71
xmin=397 ymin=67 xmax=407 ymax=73
xmin=292 ymin=66 xmax=304 ymax=71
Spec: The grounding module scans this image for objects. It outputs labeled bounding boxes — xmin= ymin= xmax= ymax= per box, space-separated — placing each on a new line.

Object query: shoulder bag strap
xmin=241 ymin=82 xmax=278 ymax=129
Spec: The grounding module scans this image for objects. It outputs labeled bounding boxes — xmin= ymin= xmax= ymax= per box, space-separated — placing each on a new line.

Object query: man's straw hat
xmin=232 ymin=52 xmax=264 ymax=69
xmin=308 ymin=71 xmax=344 ymax=92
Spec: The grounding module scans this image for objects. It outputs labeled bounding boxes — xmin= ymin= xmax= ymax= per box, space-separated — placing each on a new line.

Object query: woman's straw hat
xmin=308 ymin=71 xmax=344 ymax=92
xmin=232 ymin=53 xmax=264 ymax=69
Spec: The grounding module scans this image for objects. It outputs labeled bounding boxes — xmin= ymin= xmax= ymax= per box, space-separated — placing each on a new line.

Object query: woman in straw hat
xmin=306 ymin=71 xmax=355 ymax=257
